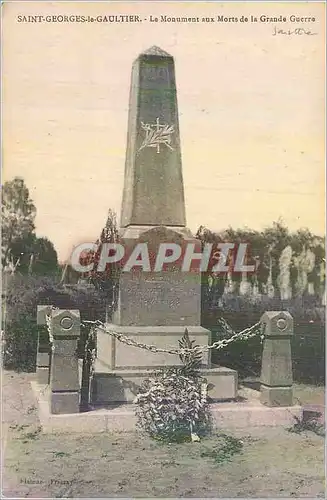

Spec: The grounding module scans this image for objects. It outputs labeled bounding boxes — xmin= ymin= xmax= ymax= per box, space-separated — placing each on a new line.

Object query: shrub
xmin=202 ymin=293 xmax=325 ymax=328
xmin=2 ymin=274 xmax=106 ymax=371
xmin=204 ymin=294 xmax=325 ymax=384
xmin=287 ymin=414 xmax=325 ymax=437
xmin=3 ymin=318 xmax=39 ymax=372
xmin=3 ymin=275 xmax=56 ymax=371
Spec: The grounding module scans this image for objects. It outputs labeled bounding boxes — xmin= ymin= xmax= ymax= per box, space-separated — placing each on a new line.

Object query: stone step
xmin=91 ymin=361 xmax=237 ymax=404
xmin=31 ymin=380 xmax=302 ymax=434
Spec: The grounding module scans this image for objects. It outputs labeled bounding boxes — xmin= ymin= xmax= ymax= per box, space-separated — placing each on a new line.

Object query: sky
xmin=3 ymin=2 xmax=325 ymax=262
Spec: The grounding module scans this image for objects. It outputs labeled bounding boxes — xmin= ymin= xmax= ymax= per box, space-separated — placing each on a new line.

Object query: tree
xmin=10 ymin=234 xmax=58 ymax=275
xmin=94 ymin=209 xmax=120 ymax=319
xmin=99 ymin=208 xmax=119 ymax=245
xmin=90 ymin=209 xmax=120 ymax=290
xmin=2 ymin=177 xmax=36 ymax=269
xmin=196 ymin=219 xmax=325 ymax=303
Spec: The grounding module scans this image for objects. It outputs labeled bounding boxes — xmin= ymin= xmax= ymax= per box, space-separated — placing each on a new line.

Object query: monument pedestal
xmin=96 ymin=324 xmax=212 ymax=368
xmin=91 ymin=325 xmax=237 ymax=405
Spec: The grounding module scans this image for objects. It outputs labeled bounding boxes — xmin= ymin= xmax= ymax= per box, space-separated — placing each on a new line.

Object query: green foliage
xmin=197 ymin=219 xmax=325 ymax=298
xmin=2 ymin=274 xmax=106 ymax=371
xmin=178 ymin=328 xmax=203 ymax=375
xmin=51 ymin=451 xmax=71 ymax=458
xmin=135 ymin=329 xmax=211 ymax=443
xmin=2 ymin=177 xmax=36 ymax=269
xmin=3 ymin=318 xmax=39 ymax=372
xmin=2 ymin=177 xmax=58 ymax=276
xmin=203 ymin=294 xmax=325 ymax=384
xmin=20 ymin=427 xmax=42 ymax=442
xmin=68 ymin=208 xmax=121 ymax=320
xmin=135 ymin=367 xmax=211 ymax=443
xmin=89 ymin=208 xmax=120 ymax=291
xmin=10 ymin=234 xmax=58 ymax=275
xmin=287 ymin=415 xmax=325 ymax=437
xmin=100 ymin=208 xmax=119 ymax=244
xmin=2 ymin=275 xmax=55 ymax=371
xmin=200 ymin=433 xmax=243 ymax=464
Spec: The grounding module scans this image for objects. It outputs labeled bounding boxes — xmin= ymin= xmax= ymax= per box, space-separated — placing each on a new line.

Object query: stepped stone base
xmin=91 ymin=360 xmax=238 ymax=404
xmin=31 ymin=381 xmax=302 ymax=434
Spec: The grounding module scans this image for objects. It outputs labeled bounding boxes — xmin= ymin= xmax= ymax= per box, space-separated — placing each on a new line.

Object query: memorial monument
xmin=91 ymin=46 xmax=237 ymax=404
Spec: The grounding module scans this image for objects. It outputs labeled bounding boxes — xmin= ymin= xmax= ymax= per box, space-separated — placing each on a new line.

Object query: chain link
xmin=84 ymin=328 xmax=97 ymax=377
xmin=82 ymin=319 xmax=262 ymax=356
xmin=44 ymin=306 xmax=263 ymax=358
xmin=45 ymin=312 xmax=54 ymax=351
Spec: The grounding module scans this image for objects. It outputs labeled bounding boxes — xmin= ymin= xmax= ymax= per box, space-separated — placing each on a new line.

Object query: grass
xmin=287 ymin=415 xmax=325 ymax=437
xmin=200 ymin=433 xmax=244 ymax=464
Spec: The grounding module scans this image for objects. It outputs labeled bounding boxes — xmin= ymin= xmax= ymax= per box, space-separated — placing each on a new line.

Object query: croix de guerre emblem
xmin=138 ymin=117 xmax=175 ymax=154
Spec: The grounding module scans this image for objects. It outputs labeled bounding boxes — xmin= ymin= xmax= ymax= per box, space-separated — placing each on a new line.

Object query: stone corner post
xmin=36 ymin=305 xmax=53 ymax=384
xmin=49 ymin=309 xmax=81 ymax=414
xmin=260 ymin=311 xmax=294 ymax=407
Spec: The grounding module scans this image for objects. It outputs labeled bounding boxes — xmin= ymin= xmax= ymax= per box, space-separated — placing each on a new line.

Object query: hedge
xmin=202 ymin=294 xmax=325 ymax=384
xmin=2 ymin=274 xmax=106 ymax=371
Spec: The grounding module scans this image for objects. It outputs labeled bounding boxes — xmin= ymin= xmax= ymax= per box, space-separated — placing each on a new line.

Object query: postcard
xmin=2 ymin=2 xmax=325 ymax=498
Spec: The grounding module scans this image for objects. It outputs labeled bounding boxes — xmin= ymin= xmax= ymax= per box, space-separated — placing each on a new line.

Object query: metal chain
xmin=82 ymin=319 xmax=262 ymax=356
xmin=45 ymin=313 xmax=54 ymax=350
xmin=84 ymin=328 xmax=96 ymax=377
xmin=45 ymin=306 xmax=262 ymax=358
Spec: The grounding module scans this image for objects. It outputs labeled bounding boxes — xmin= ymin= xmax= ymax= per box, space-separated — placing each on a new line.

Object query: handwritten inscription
xmin=273 ymin=26 xmax=317 ymax=36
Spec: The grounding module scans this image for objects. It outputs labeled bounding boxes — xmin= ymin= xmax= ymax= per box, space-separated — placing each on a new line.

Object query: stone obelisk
xmin=121 ymin=45 xmax=186 ymax=230
xmin=92 ymin=47 xmax=237 ymax=405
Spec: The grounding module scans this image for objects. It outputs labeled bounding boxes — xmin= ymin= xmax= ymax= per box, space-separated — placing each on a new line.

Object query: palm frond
xmin=179 ymin=328 xmax=202 ymax=373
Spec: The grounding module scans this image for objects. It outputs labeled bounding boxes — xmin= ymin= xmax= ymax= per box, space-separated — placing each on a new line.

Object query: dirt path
xmin=1 ymin=370 xmax=325 ymax=498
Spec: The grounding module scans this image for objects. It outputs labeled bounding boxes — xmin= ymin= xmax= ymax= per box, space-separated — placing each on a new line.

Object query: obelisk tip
xmin=141 ymin=46 xmax=172 ymax=57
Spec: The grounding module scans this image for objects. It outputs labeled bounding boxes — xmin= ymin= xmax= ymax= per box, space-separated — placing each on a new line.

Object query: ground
xmin=1 ymin=370 xmax=325 ymax=498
